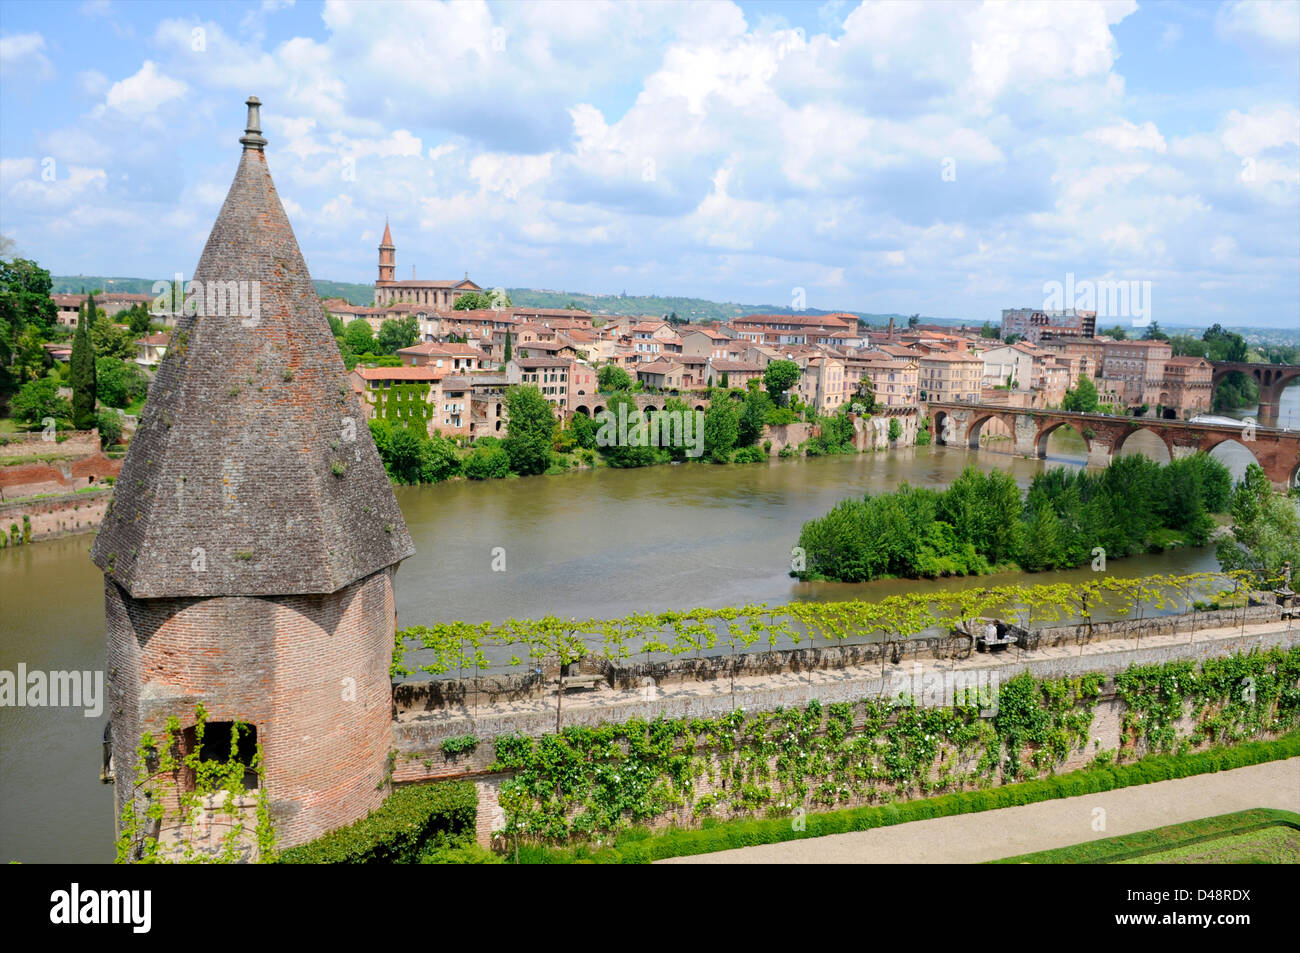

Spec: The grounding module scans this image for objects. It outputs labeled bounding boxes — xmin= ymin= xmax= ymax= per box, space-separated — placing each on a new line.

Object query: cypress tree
xmin=503 ymin=329 xmax=512 ymax=363
xmin=70 ymin=292 xmax=98 ymax=430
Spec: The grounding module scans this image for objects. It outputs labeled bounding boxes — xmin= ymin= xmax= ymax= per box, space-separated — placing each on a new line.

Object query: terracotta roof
xmin=513 ymin=356 xmax=574 ymax=368
xmin=711 ymin=360 xmax=765 ymax=372
xmin=135 ymin=332 xmax=171 ymax=346
xmin=353 ymin=365 xmax=444 ymax=381
xmin=90 ymin=98 xmax=414 ymax=598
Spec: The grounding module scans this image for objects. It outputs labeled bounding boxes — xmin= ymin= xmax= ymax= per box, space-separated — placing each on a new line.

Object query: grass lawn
xmin=1116 ymin=826 xmax=1299 ymax=864
xmin=994 ymin=808 xmax=1300 ymax=864
xmin=0 ymin=417 xmax=22 ymax=434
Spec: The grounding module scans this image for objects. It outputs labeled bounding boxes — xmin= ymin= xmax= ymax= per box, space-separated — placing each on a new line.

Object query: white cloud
xmin=1216 ymin=0 xmax=1300 ymax=52
xmin=1086 ymin=120 xmax=1167 ymax=153
xmin=95 ymin=61 xmax=188 ymax=119
xmin=1220 ymin=105 xmax=1300 ymax=156
xmin=0 ymin=32 xmax=54 ymax=81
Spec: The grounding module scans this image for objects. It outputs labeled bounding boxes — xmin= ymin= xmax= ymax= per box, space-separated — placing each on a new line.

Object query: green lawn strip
xmin=513 ymin=733 xmax=1300 ymax=864
xmin=991 ymin=808 xmax=1300 ymax=864
xmin=1116 ymin=826 xmax=1300 ymax=864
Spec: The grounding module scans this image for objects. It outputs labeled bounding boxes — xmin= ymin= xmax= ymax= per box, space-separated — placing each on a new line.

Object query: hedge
xmin=520 ymin=731 xmax=1300 ymax=864
xmin=279 ymin=781 xmax=477 ymax=864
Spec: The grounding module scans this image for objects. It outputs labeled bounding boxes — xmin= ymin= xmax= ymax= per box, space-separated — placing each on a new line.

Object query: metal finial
xmin=240 ymin=96 xmax=267 ymax=151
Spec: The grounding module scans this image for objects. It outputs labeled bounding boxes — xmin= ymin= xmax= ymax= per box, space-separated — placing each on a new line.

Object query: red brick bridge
xmin=1211 ymin=361 xmax=1300 ymax=428
xmin=928 ymin=402 xmax=1300 ymax=489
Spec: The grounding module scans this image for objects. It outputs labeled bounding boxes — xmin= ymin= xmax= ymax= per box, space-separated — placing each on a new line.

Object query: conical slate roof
xmin=91 ymin=97 xmax=415 ymax=598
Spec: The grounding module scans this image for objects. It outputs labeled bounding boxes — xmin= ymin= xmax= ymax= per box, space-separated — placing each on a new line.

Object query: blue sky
xmin=1 ymin=0 xmax=1297 ymax=327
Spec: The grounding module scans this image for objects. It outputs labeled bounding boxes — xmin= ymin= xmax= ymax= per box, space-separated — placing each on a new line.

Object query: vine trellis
xmin=393 ymin=570 xmax=1286 ymax=682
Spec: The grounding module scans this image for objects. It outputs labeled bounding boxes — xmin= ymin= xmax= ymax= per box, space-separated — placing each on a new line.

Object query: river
xmin=0 ymin=423 xmax=1281 ymax=863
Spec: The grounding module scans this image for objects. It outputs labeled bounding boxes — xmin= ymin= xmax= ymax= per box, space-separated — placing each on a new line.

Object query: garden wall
xmin=0 ymin=490 xmax=113 ymax=544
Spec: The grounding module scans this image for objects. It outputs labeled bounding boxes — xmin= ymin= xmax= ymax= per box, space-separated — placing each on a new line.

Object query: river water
xmin=0 ymin=418 xmax=1283 ymax=863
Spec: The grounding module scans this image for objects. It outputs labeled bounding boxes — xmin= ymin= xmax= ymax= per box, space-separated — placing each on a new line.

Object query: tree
xmin=596 ymin=391 xmax=660 ymax=468
xmin=703 ymin=399 xmax=740 ymax=462
xmin=1216 ymin=464 xmax=1300 ymax=585
xmin=12 ymin=323 xmax=47 ymax=383
xmin=980 ymin=320 xmax=999 ymax=339
xmin=888 ymin=417 xmax=902 ymax=442
xmin=91 ymin=314 xmax=137 ymax=361
xmin=96 ymin=408 xmax=123 ymax=448
xmin=502 ymin=385 xmax=556 ymax=476
xmin=763 ymin=359 xmax=801 ymax=406
xmin=454 ymin=290 xmax=512 ymax=311
xmin=343 ymin=319 xmax=375 ymax=354
xmin=597 ymin=365 xmax=632 ymax=392
xmin=376 ymin=316 xmax=419 ymax=354
xmin=0 ymin=257 xmax=58 ymax=395
xmin=1101 ymin=324 xmax=1128 ymax=341
xmin=96 ymin=357 xmax=148 ymax=409
xmin=463 ymin=444 xmax=511 ymax=479
xmin=854 ymin=375 xmax=877 ymax=413
xmin=907 ymin=314 xmax=920 ymax=327
xmin=738 ymin=387 xmax=772 ymax=447
xmin=70 ymin=297 xmax=98 ymax=429
xmin=503 ymin=330 xmax=512 ymax=363
xmin=121 ymin=303 xmax=153 ymax=336
xmin=1142 ymin=320 xmax=1169 ymax=342
xmin=11 ymin=376 xmax=71 ymax=424
xmin=1061 ymin=374 xmax=1100 ymax=413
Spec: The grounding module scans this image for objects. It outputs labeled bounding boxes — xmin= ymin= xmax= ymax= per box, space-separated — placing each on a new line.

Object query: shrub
xmin=732 ymin=445 xmax=765 ymax=464
xmin=278 ymin=781 xmax=477 ymax=864
xmin=463 ymin=445 xmax=511 ymax=480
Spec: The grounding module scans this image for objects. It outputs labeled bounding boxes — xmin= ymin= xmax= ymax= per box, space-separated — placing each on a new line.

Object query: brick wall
xmin=0 ymin=490 xmax=112 ymax=542
xmin=107 ymin=565 xmax=397 ymax=849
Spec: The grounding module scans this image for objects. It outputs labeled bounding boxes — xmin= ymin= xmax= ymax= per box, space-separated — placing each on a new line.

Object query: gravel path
xmin=658 ymin=757 xmax=1300 ymax=864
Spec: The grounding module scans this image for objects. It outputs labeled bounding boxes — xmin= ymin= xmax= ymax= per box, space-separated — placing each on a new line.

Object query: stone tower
xmin=91 ymin=96 xmax=415 ymax=850
xmin=378 ymin=219 xmax=395 ymax=284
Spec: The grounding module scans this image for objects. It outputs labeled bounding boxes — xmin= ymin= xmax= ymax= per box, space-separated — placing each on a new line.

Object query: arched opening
xmin=694 ymin=404 xmax=706 ymax=412
xmin=934 ymin=411 xmax=950 ymax=446
xmin=968 ymin=414 xmax=1012 ymax=450
xmin=593 ymin=404 xmax=605 ymax=416
xmin=643 ymin=404 xmax=657 ymax=413
xmin=180 ymin=721 xmax=258 ymax=792
xmin=574 ymin=405 xmax=590 ymax=417
xmin=1113 ymin=427 xmax=1172 ymax=465
xmin=1035 ymin=422 xmax=1089 ymax=465
xmin=1206 ymin=439 xmax=1262 ymax=485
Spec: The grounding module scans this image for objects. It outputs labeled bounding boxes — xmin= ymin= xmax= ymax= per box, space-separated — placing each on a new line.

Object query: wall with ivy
xmin=413 ymin=646 xmax=1300 ymax=846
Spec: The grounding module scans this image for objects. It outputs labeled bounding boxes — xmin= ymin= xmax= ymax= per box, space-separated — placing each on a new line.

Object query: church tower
xmin=92 ymin=97 xmax=415 ymax=850
xmin=378 ymin=219 xmax=395 ymax=285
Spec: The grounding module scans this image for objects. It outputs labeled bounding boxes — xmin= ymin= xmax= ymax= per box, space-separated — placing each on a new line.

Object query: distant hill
xmin=52 ymin=275 xmax=376 ymax=306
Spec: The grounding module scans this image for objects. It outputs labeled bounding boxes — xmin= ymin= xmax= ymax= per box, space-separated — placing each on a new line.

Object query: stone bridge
xmin=928 ymin=401 xmax=1300 ymax=489
xmin=572 ymin=393 xmax=711 ymax=418
xmin=1211 ymin=361 xmax=1300 ymax=428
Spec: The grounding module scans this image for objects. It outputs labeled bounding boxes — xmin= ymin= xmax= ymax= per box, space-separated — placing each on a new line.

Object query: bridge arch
xmin=592 ymin=404 xmax=606 ymax=416
xmin=574 ymin=405 xmax=590 ymax=417
xmin=1034 ymin=421 xmax=1090 ymax=461
xmin=643 ymin=404 xmax=658 ymax=414
xmin=966 ymin=414 xmax=1005 ymax=449
xmin=1201 ymin=437 xmax=1262 ymax=484
xmin=1112 ymin=426 xmax=1172 ymax=464
xmin=933 ymin=410 xmax=951 ymax=446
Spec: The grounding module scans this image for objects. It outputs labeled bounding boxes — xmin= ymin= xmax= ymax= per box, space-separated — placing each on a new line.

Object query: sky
xmin=1 ymin=0 xmax=1298 ymax=327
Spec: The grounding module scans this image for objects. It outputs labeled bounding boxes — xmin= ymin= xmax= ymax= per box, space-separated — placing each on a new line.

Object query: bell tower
xmin=378 ymin=219 xmax=395 ymax=284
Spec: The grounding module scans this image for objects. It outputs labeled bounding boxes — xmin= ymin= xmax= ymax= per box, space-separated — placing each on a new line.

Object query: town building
xmin=372 ymin=220 xmax=483 ymax=308
xmin=1000 ymin=307 xmax=1097 ymax=344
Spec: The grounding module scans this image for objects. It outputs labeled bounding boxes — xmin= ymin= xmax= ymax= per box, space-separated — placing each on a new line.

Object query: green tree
xmin=854 ymin=375 xmax=877 ymax=413
xmin=597 ymin=364 xmax=632 ymax=392
xmin=888 ymin=417 xmax=902 ymax=442
xmin=344 ymin=319 xmax=375 ymax=354
xmin=12 ymin=323 xmax=48 ymax=383
xmin=980 ymin=321 xmax=999 ymax=339
xmin=1216 ymin=464 xmax=1300 ymax=585
xmin=96 ymin=357 xmax=148 ymax=409
xmin=503 ymin=329 xmax=513 ymax=363
xmin=1101 ymin=325 xmax=1128 ymax=341
xmin=463 ymin=444 xmax=511 ymax=479
xmin=0 ymin=257 xmax=58 ymax=395
xmin=11 ymin=376 xmax=71 ymax=425
xmin=376 ymin=317 xmax=419 ymax=354
xmin=1141 ymin=320 xmax=1169 ymax=342
xmin=502 ymin=385 xmax=556 ymax=476
xmin=1061 ymin=374 xmax=1100 ymax=413
xmin=907 ymin=313 xmax=920 ymax=327
xmin=596 ymin=391 xmax=660 ymax=468
xmin=738 ymin=387 xmax=772 ymax=447
xmin=763 ymin=359 xmax=801 ymax=406
xmin=70 ymin=298 xmax=98 ymax=429
xmin=96 ymin=408 xmax=123 ymax=448
xmin=91 ymin=314 xmax=136 ymax=360
xmin=703 ymin=398 xmax=740 ymax=462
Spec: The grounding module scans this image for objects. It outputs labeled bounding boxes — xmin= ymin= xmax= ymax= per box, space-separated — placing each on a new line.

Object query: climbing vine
xmin=115 ymin=703 xmax=277 ymax=864
xmin=489 ymin=647 xmax=1300 ymax=845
